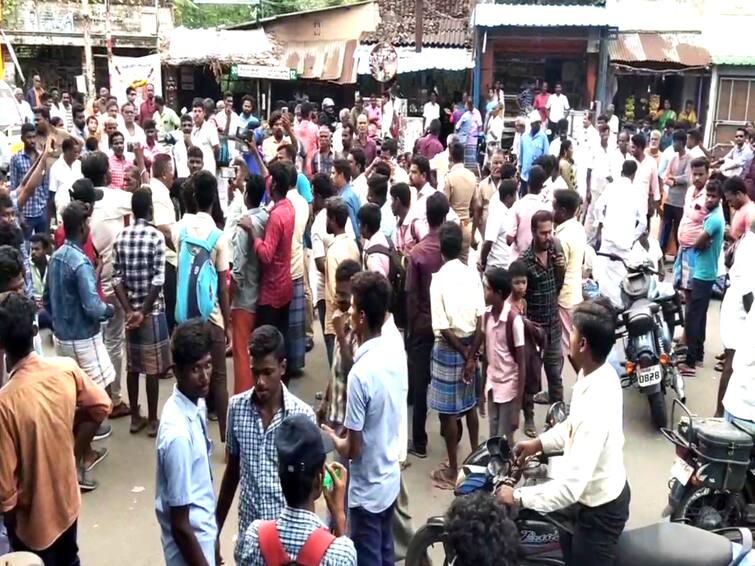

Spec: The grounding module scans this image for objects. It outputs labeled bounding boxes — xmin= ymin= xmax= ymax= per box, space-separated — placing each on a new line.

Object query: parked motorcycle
xmin=595 ymin=252 xmax=685 ymax=429
xmin=662 ymin=400 xmax=755 ymax=532
xmin=408 ymin=404 xmax=754 ymax=565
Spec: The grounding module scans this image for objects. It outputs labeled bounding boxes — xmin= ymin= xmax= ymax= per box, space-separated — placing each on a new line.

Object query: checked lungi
xmin=428 ymin=335 xmax=479 ymax=415
xmin=126 ymin=312 xmax=172 ymax=375
xmin=286 ymin=277 xmax=306 ymax=372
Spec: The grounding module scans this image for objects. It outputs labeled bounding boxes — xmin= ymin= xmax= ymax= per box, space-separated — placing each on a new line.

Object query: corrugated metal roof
xmin=355 ymin=44 xmax=473 ymax=74
xmin=608 ymin=33 xmax=711 ymax=67
xmin=280 ymin=39 xmax=358 ymax=83
xmin=472 ymin=3 xmax=613 ymax=27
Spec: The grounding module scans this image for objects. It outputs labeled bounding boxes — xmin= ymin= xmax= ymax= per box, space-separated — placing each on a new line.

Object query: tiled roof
xmin=362 ymin=0 xmax=473 ymax=47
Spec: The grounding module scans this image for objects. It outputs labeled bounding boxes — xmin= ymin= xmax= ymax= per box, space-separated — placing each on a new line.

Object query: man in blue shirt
xmin=323 ymin=271 xmax=404 ymax=565
xmin=44 ymin=200 xmax=115 ymax=483
xmin=9 ymin=123 xmax=49 ymax=238
xmin=331 ymin=158 xmax=361 ymax=236
xmin=518 ymin=111 xmax=549 ymax=197
xmin=155 ymin=320 xmax=217 ymax=566
xmin=679 ymin=179 xmax=725 ymax=376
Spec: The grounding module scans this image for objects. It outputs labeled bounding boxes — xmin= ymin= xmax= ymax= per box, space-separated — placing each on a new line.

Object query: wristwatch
xmin=513 ymin=488 xmax=523 ymax=505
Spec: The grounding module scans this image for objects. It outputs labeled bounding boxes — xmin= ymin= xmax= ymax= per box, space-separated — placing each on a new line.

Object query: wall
xmin=3 ymin=0 xmax=171 ymax=47
xmin=264 ymin=2 xmax=378 ymax=42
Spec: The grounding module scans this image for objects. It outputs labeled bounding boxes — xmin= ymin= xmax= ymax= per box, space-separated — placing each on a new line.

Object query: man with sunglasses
xmin=714 ymin=127 xmax=753 ymax=177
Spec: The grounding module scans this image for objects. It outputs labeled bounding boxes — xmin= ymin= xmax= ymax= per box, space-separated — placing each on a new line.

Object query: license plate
xmin=670 ymin=457 xmax=695 ymax=486
xmin=637 ymin=364 xmax=662 ymax=386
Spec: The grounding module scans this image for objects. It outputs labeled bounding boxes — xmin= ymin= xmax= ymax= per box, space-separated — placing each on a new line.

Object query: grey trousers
xmin=103 ymin=293 xmax=125 ymax=405
xmin=392 ymin=470 xmax=414 ymax=562
xmin=488 ymin=392 xmax=517 ymax=440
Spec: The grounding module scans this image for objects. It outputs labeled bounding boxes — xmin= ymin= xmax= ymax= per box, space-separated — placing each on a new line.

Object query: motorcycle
xmin=408 ymin=404 xmax=754 ymax=566
xmin=662 ymin=400 xmax=755 ymax=531
xmin=595 ymin=252 xmax=685 ymax=429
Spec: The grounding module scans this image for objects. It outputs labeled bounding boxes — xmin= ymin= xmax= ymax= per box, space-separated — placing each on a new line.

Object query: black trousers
xmin=659 ymin=204 xmax=684 ymax=254
xmin=685 ymin=278 xmax=714 ymax=366
xmin=559 ymin=482 xmax=631 ymax=566
xmin=256 ymin=303 xmax=290 ymax=345
xmin=7 ymin=518 xmax=80 ymax=566
xmin=408 ymin=333 xmax=434 ymax=451
xmin=164 ymin=262 xmax=177 ymax=333
xmin=519 ymin=179 xmax=529 ymax=198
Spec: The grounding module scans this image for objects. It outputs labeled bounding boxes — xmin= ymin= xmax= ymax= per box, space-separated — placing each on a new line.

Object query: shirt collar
xmin=280 ymin=506 xmax=325 ymax=528
xmin=251 ymin=383 xmax=293 ymax=416
xmin=367 ymin=231 xmax=386 ymax=247
xmin=151 ymin=177 xmax=168 ymax=193
xmin=353 ymin=334 xmax=383 ymax=363
xmin=196 ymin=211 xmax=214 ymax=222
xmin=8 ymin=351 xmax=39 ymax=379
xmin=418 ymin=183 xmax=434 ymax=198
xmin=484 ymin=304 xmax=507 ymax=324
xmin=574 ymin=362 xmax=613 ymax=395
xmin=171 ymin=385 xmax=203 ymax=421
xmin=555 ymin=217 xmax=578 ymax=234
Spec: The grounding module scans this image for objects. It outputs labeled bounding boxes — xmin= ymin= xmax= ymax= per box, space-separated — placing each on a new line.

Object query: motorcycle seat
xmin=616 ymin=522 xmax=732 ymax=566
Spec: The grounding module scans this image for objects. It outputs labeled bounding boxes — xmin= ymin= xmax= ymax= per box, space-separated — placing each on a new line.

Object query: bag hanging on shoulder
xmin=175 ymin=227 xmax=222 ymax=323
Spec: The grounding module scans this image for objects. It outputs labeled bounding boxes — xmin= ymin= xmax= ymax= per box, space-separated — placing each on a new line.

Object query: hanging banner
xmin=109 ymin=54 xmax=162 ymax=107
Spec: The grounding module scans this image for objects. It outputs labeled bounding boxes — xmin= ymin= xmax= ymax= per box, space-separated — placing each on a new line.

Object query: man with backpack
xmin=358 ymin=203 xmax=392 ymax=279
xmin=174 ymin=170 xmax=231 ymax=442
xmin=236 ymin=415 xmax=356 ymax=565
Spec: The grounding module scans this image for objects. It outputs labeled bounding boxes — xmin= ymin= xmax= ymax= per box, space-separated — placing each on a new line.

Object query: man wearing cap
xmin=155 ymin=319 xmax=217 ymax=566
xmin=236 ymin=415 xmax=356 ymax=565
xmin=518 ymin=111 xmax=549 ymax=197
xmin=319 ymin=98 xmax=337 ymax=132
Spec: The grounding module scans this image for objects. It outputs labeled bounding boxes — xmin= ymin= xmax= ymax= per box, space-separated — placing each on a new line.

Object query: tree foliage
xmin=172 ymin=0 xmax=358 ymax=29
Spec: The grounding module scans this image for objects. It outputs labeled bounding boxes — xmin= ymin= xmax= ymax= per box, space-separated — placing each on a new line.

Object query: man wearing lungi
xmin=113 ymin=187 xmax=172 ymax=438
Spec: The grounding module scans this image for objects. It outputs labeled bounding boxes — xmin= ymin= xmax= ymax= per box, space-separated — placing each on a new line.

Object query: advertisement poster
xmin=109 ymin=54 xmax=162 ymax=106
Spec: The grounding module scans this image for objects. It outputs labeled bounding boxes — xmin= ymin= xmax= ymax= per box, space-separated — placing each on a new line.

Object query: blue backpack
xmin=175 ymin=227 xmax=222 ymax=323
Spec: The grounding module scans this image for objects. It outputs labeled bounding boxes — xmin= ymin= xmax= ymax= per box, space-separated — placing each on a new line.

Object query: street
xmin=69 ymin=300 xmax=725 ymax=565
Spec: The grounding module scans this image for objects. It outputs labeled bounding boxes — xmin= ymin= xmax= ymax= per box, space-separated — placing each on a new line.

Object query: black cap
xmin=276 ymin=414 xmax=332 ymax=476
xmin=70 ymin=178 xmax=103 ymax=205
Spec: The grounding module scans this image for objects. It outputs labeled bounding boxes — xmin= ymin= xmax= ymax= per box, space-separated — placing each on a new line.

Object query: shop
xmin=607 ymin=32 xmax=711 ymax=128
xmin=472 ymin=3 xmax=615 ymax=113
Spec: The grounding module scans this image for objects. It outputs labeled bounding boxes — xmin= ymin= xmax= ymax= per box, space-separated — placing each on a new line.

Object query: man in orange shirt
xmin=0 ymin=292 xmax=111 ymax=562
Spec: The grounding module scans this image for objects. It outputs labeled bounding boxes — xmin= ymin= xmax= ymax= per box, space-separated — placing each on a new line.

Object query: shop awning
xmin=355 ymin=45 xmax=473 ymax=74
xmin=279 ymin=40 xmax=358 ymax=84
xmin=162 ymin=27 xmax=278 ymax=67
xmin=608 ymin=33 xmax=711 ymax=67
xmin=472 ymin=3 xmax=614 ymax=28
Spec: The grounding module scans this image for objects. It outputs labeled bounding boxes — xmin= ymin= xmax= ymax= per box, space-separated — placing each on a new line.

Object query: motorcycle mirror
xmin=545 ymin=401 xmax=568 ymax=429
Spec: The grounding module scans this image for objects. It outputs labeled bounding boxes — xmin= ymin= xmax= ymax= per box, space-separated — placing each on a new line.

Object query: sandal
xmin=431 ymin=468 xmax=456 ymax=490
xmin=130 ymin=416 xmax=148 ymax=434
xmin=147 ymin=419 xmax=160 ymax=438
xmin=524 ymin=420 xmax=537 ymax=438
xmin=716 ymin=352 xmax=726 ymax=361
xmin=715 ymin=362 xmax=724 ymax=372
xmin=110 ymin=402 xmax=131 ymax=419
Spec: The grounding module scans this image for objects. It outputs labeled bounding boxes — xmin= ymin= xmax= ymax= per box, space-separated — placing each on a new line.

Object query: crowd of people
xmin=0 ymin=73 xmax=754 ymax=566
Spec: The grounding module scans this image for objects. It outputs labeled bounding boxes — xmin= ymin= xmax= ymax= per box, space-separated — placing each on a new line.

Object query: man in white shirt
xmin=190 ymin=99 xmax=219 ymax=173
xmin=50 ymin=138 xmax=83 ymax=223
xmin=359 ymin=203 xmax=392 ymax=278
xmin=595 ymin=160 xmax=646 ymax=307
xmin=498 ymin=300 xmax=630 ymax=566
xmin=545 ymin=83 xmax=570 ymax=133
xmin=629 ymin=133 xmax=660 ymax=226
xmin=584 ymin=124 xmax=614 ymax=243
xmin=606 ymin=104 xmax=620 ymax=136
xmin=479 ymin=179 xmax=517 ymax=271
xmin=150 ymin=154 xmax=179 ymax=330
xmin=422 ymin=92 xmax=440 ymax=132
xmin=14 ymin=87 xmax=34 ymax=125
xmin=610 ymin=131 xmax=634 ymax=181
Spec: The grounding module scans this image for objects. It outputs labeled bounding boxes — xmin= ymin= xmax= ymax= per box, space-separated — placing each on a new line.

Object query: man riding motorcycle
xmin=497 ymin=299 xmax=630 ymax=566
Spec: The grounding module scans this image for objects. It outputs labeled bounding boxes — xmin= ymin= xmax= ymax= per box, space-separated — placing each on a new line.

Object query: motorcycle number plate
xmin=637 ymin=364 xmax=662 ymax=387
xmin=670 ymin=457 xmax=694 ymax=486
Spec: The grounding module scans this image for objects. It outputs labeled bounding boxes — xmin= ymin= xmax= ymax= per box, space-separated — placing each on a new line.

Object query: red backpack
xmin=258 ymin=521 xmax=335 ymax=566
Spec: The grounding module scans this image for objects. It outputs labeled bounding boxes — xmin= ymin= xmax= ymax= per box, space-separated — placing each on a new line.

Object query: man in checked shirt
xmin=112 ymin=187 xmax=171 ymax=438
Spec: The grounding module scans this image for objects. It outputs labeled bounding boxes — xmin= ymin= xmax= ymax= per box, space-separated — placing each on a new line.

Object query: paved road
xmin=68 ymin=298 xmax=724 ymax=565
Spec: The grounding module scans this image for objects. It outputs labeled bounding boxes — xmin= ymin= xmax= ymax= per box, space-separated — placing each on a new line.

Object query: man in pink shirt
xmin=505 ymin=165 xmax=551 ymax=257
xmin=294 ymin=101 xmax=319 ymax=178
xmin=533 ymin=82 xmax=550 ymax=126
xmin=629 ymin=133 xmax=660 ymax=228
xmin=675 ymin=157 xmax=711 ymax=295
xmin=724 ymin=176 xmax=755 ymax=240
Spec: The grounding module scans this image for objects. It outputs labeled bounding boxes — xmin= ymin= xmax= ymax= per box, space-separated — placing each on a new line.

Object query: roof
xmin=472 ymin=3 xmax=613 ymax=27
xmin=162 ymin=27 xmax=279 ymax=66
xmin=362 ymin=0 xmax=472 ymax=47
xmin=608 ymin=33 xmax=711 ymax=67
xmin=227 ymin=1 xmax=373 ymax=30
xmin=280 ymin=39 xmax=358 ymax=84
xmin=355 ymin=44 xmax=474 ymax=74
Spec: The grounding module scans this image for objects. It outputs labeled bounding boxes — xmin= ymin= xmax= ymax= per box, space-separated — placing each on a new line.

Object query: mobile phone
xmin=127 ymin=142 xmax=134 ymax=152
xmin=323 ymin=467 xmax=341 ymax=491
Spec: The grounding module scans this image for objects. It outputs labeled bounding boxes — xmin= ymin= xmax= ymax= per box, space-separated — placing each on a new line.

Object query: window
xmin=714 ymin=77 xmax=755 ymax=145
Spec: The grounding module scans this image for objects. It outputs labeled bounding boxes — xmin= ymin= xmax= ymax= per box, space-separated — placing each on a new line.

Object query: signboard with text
xmin=233 ymin=64 xmax=298 ymax=81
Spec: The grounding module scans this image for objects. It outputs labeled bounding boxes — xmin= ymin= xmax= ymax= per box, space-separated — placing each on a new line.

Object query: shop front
xmin=607 ymin=32 xmax=711 ymax=130
xmin=472 ymin=3 xmax=615 ymax=113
